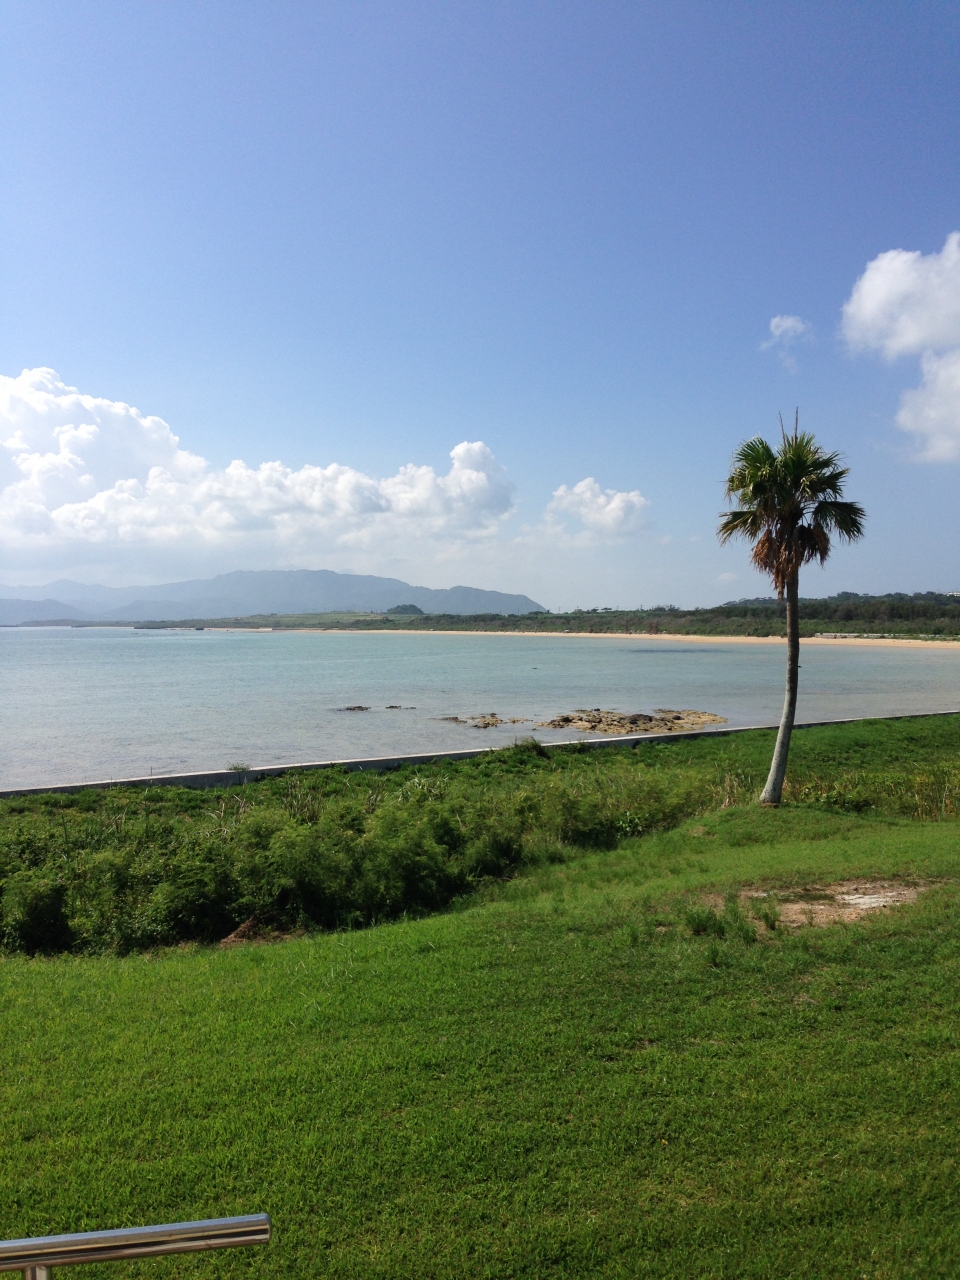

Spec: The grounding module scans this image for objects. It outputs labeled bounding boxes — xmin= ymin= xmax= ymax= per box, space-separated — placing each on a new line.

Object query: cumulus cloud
xmin=0 ymin=367 xmax=649 ymax=582
xmin=843 ymin=234 xmax=960 ymax=461
xmin=842 ymin=233 xmax=960 ymax=358
xmin=0 ymin=368 xmax=514 ymax=570
xmin=546 ymin=477 xmax=648 ymax=537
xmin=895 ymin=349 xmax=960 ymax=461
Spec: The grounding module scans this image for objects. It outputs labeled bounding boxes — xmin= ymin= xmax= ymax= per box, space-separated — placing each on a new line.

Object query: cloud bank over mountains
xmin=0 ymin=368 xmax=646 ymax=585
xmin=844 ymin=232 xmax=960 ymax=460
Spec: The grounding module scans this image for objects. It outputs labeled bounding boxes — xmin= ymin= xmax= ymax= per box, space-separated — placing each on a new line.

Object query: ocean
xmin=3 ymin=626 xmax=960 ymax=789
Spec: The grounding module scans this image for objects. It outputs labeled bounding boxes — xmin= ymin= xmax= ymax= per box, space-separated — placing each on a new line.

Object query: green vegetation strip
xmin=3 ymin=721 xmax=960 ymax=1274
xmin=3 ymin=716 xmax=960 ymax=956
xmin=119 ymin=590 xmax=960 ymax=637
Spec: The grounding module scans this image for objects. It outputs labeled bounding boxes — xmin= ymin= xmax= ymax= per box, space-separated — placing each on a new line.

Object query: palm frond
xmin=717 ymin=507 xmax=766 ymax=544
xmin=811 ymin=499 xmax=867 ymax=541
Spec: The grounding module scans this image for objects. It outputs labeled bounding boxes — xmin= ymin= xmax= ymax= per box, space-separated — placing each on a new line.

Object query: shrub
xmin=2 ymin=869 xmax=72 ymax=954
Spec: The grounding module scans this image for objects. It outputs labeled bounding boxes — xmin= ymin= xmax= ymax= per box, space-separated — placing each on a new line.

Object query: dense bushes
xmin=2 ymin=717 xmax=960 ymax=955
xmin=0 ymin=741 xmax=709 ymax=955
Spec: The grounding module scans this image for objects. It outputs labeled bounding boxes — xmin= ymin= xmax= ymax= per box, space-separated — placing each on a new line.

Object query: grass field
xmin=3 ymin=719 xmax=960 ymax=1276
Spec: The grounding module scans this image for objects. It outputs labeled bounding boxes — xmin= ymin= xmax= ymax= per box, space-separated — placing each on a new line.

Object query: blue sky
xmin=1 ymin=1 xmax=958 ymax=607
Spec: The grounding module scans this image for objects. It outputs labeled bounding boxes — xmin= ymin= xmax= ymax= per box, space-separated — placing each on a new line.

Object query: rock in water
xmin=536 ymin=709 xmax=726 ymax=735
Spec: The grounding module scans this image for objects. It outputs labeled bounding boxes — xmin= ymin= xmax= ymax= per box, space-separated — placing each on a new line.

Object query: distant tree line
xmin=124 ymin=591 xmax=960 ymax=637
xmin=365 ymin=592 xmax=960 ymax=636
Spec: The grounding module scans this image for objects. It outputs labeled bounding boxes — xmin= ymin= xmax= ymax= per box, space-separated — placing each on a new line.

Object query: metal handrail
xmin=0 ymin=1214 xmax=270 ymax=1279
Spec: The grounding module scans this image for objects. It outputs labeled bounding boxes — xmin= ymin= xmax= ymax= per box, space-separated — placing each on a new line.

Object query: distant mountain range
xmin=0 ymin=569 xmax=546 ymax=625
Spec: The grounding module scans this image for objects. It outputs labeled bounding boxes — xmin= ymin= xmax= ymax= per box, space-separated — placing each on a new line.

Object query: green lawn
xmin=3 ymin=789 xmax=960 ymax=1276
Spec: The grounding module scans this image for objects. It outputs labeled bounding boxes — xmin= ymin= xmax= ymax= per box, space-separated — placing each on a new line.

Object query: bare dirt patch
xmin=730 ymin=881 xmax=928 ymax=928
xmin=220 ymin=917 xmax=305 ymax=948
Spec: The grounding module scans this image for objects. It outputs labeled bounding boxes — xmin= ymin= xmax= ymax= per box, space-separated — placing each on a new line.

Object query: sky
xmin=1 ymin=1 xmax=959 ymax=608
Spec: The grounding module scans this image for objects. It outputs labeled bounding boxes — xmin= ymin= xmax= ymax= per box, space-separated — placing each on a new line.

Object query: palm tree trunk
xmin=760 ymin=573 xmax=800 ymax=805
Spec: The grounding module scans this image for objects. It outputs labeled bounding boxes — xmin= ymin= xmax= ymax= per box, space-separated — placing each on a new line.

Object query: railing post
xmin=23 ymin=1269 xmax=51 ymax=1280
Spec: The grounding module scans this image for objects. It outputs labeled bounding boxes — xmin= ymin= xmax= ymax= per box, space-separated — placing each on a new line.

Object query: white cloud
xmin=763 ymin=314 xmax=809 ymax=345
xmin=760 ymin=314 xmax=811 ymax=370
xmin=895 ymin=349 xmax=960 ymax=461
xmin=717 ymin=572 xmax=737 ymax=583
xmin=546 ymin=477 xmax=648 ymax=537
xmin=0 ymin=368 xmax=514 ymax=570
xmin=0 ymin=368 xmax=648 ymax=584
xmin=842 ymin=232 xmax=960 ymax=358
xmin=842 ymin=234 xmax=960 ymax=463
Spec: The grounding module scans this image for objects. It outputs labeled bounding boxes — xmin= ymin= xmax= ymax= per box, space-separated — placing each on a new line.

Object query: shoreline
xmin=13 ymin=625 xmax=960 ymax=650
xmin=272 ymin=628 xmax=960 ymax=649
xmin=4 ymin=707 xmax=958 ymax=800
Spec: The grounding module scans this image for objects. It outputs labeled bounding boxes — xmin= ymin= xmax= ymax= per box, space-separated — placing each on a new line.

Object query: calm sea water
xmin=3 ymin=627 xmax=960 ymax=789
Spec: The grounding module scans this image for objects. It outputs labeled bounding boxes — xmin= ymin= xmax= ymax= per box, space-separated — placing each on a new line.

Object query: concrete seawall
xmin=1 ymin=709 xmax=957 ymax=800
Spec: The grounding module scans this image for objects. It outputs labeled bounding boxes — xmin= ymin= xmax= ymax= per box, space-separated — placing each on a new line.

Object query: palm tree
xmin=718 ymin=416 xmax=866 ymax=805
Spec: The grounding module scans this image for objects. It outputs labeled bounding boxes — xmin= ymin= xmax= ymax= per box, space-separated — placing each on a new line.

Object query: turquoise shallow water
xmin=3 ymin=627 xmax=960 ymax=789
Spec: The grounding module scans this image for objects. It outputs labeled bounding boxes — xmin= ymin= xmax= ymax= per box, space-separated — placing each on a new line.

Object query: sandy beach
xmin=273 ymin=628 xmax=960 ymax=650
xmin=624 ymin=632 xmax=960 ymax=649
